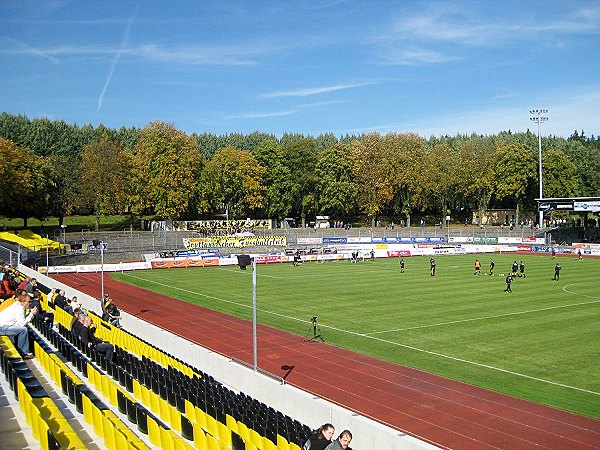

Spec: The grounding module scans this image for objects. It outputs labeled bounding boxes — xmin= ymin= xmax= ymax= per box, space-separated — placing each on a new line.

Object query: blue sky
xmin=1 ymin=0 xmax=599 ymax=138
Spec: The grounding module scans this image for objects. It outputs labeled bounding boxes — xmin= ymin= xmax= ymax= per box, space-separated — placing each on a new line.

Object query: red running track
xmin=54 ymin=272 xmax=600 ymax=449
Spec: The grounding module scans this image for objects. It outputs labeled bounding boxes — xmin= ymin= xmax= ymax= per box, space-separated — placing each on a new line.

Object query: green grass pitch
xmin=112 ymin=253 xmax=600 ymax=418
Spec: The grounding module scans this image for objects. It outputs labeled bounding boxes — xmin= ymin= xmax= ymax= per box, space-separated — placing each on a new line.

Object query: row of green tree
xmin=0 ymin=113 xmax=598 ymax=228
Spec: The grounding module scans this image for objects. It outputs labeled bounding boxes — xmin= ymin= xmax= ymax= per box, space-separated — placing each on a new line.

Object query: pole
xmin=101 ymin=241 xmax=105 ymax=300
xmin=46 ymin=234 xmax=50 ymax=278
xmin=252 ymin=256 xmax=257 ymax=371
xmin=530 ymin=109 xmax=548 ymax=228
xmin=537 ymin=118 xmax=543 ymax=227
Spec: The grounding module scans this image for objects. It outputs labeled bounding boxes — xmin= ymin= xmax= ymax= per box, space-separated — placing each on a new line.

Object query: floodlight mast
xmin=530 ymin=109 xmax=548 ymax=228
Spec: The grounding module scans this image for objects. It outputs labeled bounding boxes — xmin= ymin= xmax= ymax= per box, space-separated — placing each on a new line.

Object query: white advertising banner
xmin=449 ymin=237 xmax=473 ymax=243
xmin=574 ymin=201 xmax=600 ymax=212
xmin=297 ymin=238 xmax=322 ymax=245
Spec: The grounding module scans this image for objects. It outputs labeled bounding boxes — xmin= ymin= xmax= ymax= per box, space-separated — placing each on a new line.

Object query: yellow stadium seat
xmin=236 ymin=420 xmax=250 ymax=443
xmin=81 ymin=394 xmax=94 ymax=425
xmin=193 ymin=424 xmax=208 ymax=449
xmin=194 ymin=406 xmax=207 ymax=430
xmin=184 ymin=399 xmax=195 ymax=420
xmin=159 ymin=426 xmax=175 ymax=450
xmin=169 ymin=403 xmax=182 ymax=432
xmin=217 ymin=420 xmax=232 ymax=447
xmin=91 ymin=401 xmax=105 ymax=437
xmin=277 ymin=434 xmax=290 ymax=450
xmin=207 ymin=433 xmax=222 ymax=450
xmin=204 ymin=412 xmax=219 ymax=437
xmin=102 ymin=412 xmax=117 ymax=450
xmin=226 ymin=414 xmax=238 ymax=434
xmin=149 ymin=389 xmax=161 ymax=416
xmin=249 ymin=428 xmax=264 ymax=448
xmin=147 ymin=415 xmax=162 ymax=447
xmin=263 ymin=437 xmax=278 ymax=450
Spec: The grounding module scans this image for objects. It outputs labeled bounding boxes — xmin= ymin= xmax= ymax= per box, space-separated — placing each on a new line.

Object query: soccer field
xmin=112 ymin=253 xmax=600 ymax=418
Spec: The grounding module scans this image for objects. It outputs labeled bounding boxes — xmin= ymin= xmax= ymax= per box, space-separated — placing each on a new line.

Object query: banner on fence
xmin=183 ymin=235 xmax=287 ymax=249
xmin=150 ymin=258 xmax=219 ymax=269
xmin=323 ymin=237 xmax=348 ymax=244
xmin=473 ymin=237 xmax=498 ymax=243
xmin=297 ymin=237 xmax=322 ymax=245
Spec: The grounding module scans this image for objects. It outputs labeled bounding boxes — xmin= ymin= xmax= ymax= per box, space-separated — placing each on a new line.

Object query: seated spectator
xmin=325 ymin=431 xmax=353 ymax=450
xmin=79 ymin=315 xmax=113 ymax=362
xmin=0 ymin=272 xmax=15 ymax=300
xmin=0 ymin=288 xmax=21 ymax=313
xmin=30 ymin=290 xmax=54 ymax=326
xmin=53 ymin=289 xmax=73 ymax=314
xmin=303 ymin=423 xmax=335 ymax=450
xmin=24 ymin=277 xmax=38 ymax=294
xmin=70 ymin=309 xmax=85 ymax=337
xmin=0 ymin=290 xmax=38 ymax=359
xmin=18 ymin=276 xmax=30 ymax=291
xmin=47 ymin=288 xmax=57 ymax=308
xmin=102 ymin=297 xmax=122 ymax=328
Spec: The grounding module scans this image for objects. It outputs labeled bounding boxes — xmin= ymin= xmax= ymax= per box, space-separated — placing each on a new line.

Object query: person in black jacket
xmin=80 ymin=315 xmax=114 ymax=362
xmin=30 ymin=290 xmax=54 ymax=326
xmin=302 ymin=423 xmax=335 ymax=450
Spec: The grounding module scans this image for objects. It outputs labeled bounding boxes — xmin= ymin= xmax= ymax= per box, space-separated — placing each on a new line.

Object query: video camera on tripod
xmin=306 ymin=316 xmax=324 ymax=342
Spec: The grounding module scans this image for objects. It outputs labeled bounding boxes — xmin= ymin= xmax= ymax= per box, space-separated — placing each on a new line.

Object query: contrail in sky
xmin=97 ymin=10 xmax=136 ymax=111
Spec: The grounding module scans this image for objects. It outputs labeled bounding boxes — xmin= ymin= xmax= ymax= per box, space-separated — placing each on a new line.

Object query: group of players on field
xmin=397 ymin=253 xmax=577 ymax=292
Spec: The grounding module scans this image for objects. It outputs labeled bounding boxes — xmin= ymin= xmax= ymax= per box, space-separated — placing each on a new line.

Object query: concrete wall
xmin=20 ymin=264 xmax=439 ymax=450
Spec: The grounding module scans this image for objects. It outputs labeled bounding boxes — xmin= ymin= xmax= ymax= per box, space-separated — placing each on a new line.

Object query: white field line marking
xmin=367 ymin=300 xmax=600 ymax=334
xmin=214 ymin=266 xmax=283 ymax=279
xmin=121 ymin=273 xmax=600 ymax=396
xmin=122 ymin=272 xmax=309 ymax=322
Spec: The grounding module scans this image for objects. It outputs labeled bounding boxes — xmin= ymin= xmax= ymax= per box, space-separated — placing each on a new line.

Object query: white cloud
xmin=375 ymin=2 xmax=600 ymax=66
xmin=261 ymin=81 xmax=377 ymax=98
xmin=224 ymin=110 xmax=298 ymax=120
xmin=381 ymin=48 xmax=459 ymax=65
xmin=97 ymin=9 xmax=136 ymax=111
xmin=0 ymin=39 xmax=268 ymax=66
xmin=345 ymin=86 xmax=600 ymax=138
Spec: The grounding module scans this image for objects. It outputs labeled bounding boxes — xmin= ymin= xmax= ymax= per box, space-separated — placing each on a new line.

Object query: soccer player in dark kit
xmin=504 ymin=273 xmax=513 ymax=292
xmin=553 ymin=263 xmax=561 ymax=281
xmin=519 ymin=260 xmax=526 ymax=278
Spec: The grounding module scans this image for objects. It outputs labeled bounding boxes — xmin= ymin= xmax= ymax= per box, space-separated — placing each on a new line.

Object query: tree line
xmin=0 ymin=112 xmax=598 ymax=229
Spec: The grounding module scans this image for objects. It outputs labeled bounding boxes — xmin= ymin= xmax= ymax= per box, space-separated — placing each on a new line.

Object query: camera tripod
xmin=305 ymin=316 xmax=324 ymax=342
